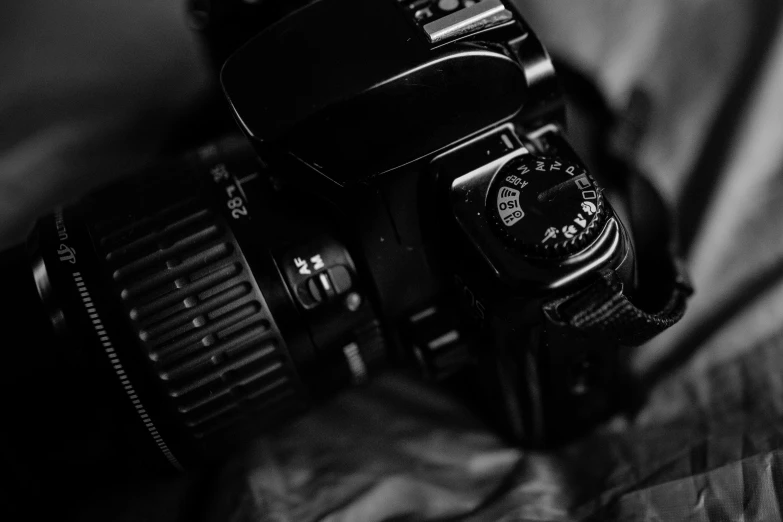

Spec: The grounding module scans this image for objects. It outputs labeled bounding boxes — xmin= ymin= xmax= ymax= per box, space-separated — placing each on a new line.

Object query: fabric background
xmin=5 ymin=1 xmax=783 ymax=520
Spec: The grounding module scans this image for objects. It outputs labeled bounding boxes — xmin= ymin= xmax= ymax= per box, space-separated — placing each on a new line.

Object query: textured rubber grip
xmin=91 ymin=189 xmax=304 ymax=442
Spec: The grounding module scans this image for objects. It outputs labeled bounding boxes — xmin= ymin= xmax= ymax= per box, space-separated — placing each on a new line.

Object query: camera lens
xmin=4 ymin=136 xmax=386 ymax=473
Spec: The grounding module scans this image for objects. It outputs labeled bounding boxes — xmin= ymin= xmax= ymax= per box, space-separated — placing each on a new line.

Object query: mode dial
xmin=487 ymin=155 xmax=605 ymax=257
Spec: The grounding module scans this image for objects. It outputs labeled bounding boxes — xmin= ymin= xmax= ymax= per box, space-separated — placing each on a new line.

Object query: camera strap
xmin=543 ymin=264 xmax=691 ymax=347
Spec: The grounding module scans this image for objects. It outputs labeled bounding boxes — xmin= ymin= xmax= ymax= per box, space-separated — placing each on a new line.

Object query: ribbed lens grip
xmin=91 ymin=190 xmax=305 ymax=444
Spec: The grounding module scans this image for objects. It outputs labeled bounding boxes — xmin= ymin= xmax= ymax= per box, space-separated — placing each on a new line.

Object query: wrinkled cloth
xmin=6 ymin=1 xmax=783 ymax=521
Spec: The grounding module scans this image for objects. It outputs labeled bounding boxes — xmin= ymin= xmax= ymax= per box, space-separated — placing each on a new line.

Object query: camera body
xmin=217 ymin=0 xmax=635 ymax=439
xmin=15 ymin=0 xmax=689 ymax=472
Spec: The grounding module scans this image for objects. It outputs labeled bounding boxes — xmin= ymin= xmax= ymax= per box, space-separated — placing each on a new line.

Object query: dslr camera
xmin=3 ymin=0 xmax=691 ymax=473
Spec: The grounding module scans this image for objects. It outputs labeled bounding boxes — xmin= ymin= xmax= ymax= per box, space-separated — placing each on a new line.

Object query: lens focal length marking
xmin=71 ymin=271 xmax=183 ymax=471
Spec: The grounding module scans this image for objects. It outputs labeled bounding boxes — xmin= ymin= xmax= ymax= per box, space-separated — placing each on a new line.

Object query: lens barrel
xmin=12 ymin=136 xmax=386 ymax=470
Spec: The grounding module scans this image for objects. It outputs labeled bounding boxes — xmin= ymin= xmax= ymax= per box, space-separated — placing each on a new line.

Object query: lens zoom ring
xmin=93 ymin=199 xmax=303 ymax=441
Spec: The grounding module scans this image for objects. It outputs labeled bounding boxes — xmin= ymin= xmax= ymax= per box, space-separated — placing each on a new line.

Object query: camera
xmin=2 ymin=0 xmax=691 ymax=478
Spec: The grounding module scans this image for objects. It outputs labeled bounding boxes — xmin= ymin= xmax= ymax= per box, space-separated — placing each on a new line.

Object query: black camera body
xmin=8 ymin=0 xmax=690 ymax=474
xmin=217 ymin=0 xmax=637 ymax=438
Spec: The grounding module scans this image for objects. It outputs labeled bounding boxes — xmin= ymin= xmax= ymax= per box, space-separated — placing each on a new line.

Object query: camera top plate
xmin=407 ymin=0 xmax=514 ymax=44
xmin=221 ymin=0 xmax=536 ymax=187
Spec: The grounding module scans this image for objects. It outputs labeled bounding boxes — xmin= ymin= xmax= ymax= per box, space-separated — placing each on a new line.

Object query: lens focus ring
xmin=90 ymin=178 xmax=306 ymax=449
